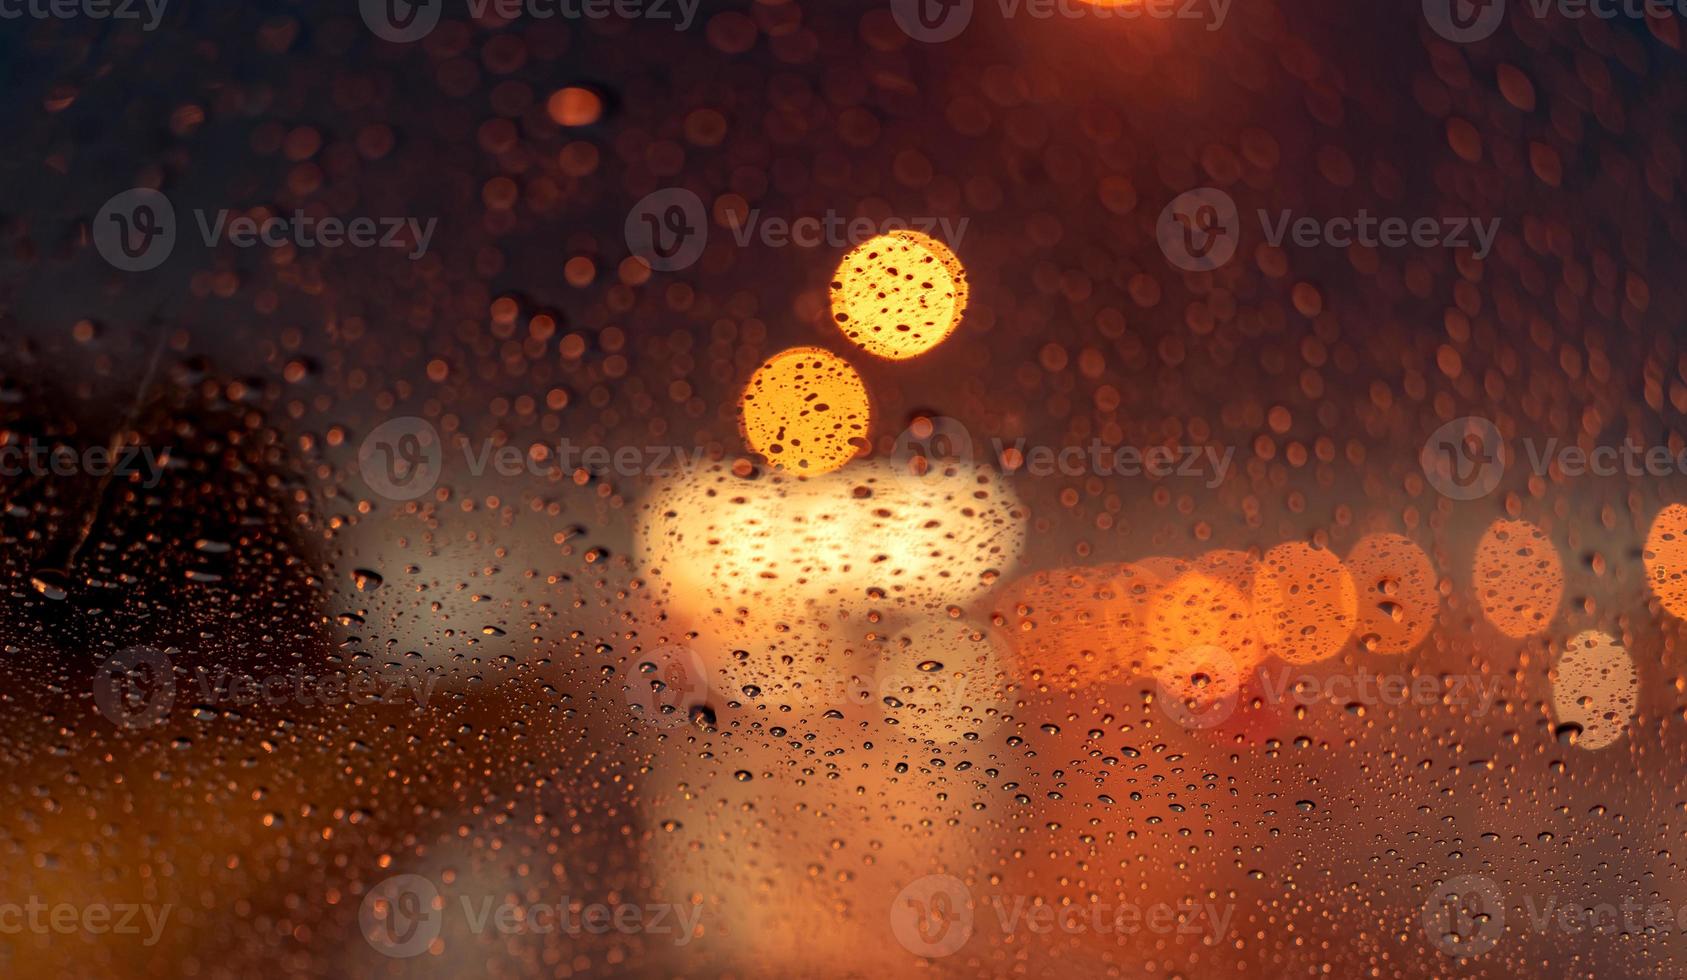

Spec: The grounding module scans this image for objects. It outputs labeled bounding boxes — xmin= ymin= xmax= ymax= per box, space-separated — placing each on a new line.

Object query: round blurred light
xmin=1643 ymin=503 xmax=1687 ymax=619
xmin=1252 ymin=542 xmax=1357 ymax=664
xmin=1551 ymin=629 xmax=1638 ymax=750
xmin=1345 ymin=533 xmax=1438 ymax=654
xmin=1473 ymin=519 xmax=1563 ymax=639
xmin=995 ymin=561 xmax=1168 ymax=684
xmin=829 ymin=231 xmax=968 ymax=360
xmin=1143 ymin=565 xmax=1261 ymax=677
xmin=738 ymin=346 xmax=870 ymax=475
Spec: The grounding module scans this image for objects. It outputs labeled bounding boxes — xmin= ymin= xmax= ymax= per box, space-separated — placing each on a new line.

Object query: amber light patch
xmin=1643 ymin=504 xmax=1687 ymax=618
xmin=829 ymin=231 xmax=968 ymax=360
xmin=1473 ymin=519 xmax=1563 ymax=639
xmin=1140 ymin=549 xmax=1261 ymax=671
xmin=547 ymin=87 xmax=603 ymax=126
xmin=1345 ymin=533 xmax=1438 ymax=654
xmin=1140 ymin=570 xmax=1261 ymax=715
xmin=1155 ymin=643 xmax=1245 ymax=719
xmin=994 ymin=563 xmax=1154 ymax=684
xmin=1252 ymin=543 xmax=1357 ymax=664
xmin=738 ymin=347 xmax=870 ymax=475
xmin=873 ymin=617 xmax=1006 ymax=742
xmin=1550 ymin=630 xmax=1638 ymax=750
xmin=634 ymin=460 xmax=1026 ymax=709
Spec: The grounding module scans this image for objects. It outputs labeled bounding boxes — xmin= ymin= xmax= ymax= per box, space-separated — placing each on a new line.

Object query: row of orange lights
xmin=717 ymin=228 xmax=1684 ymax=734
xmin=993 ymin=507 xmax=1687 ymax=719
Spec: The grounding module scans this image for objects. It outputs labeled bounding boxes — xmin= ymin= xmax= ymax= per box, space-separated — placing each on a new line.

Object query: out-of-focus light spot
xmin=1252 ymin=542 xmax=1357 ymax=664
xmin=1473 ymin=519 xmax=1563 ymax=638
xmin=1142 ymin=555 xmax=1261 ymax=676
xmin=547 ymin=87 xmax=602 ymax=126
xmin=618 ymin=255 xmax=653 ymax=285
xmin=738 ymin=347 xmax=870 ymax=475
xmin=829 ymin=231 xmax=968 ymax=360
xmin=634 ymin=460 xmax=1027 ymax=702
xmin=1345 ymin=533 xmax=1437 ymax=654
xmin=1155 ymin=643 xmax=1244 ymax=719
xmin=564 ymin=256 xmax=596 ymax=287
xmin=995 ymin=562 xmax=1158 ymax=683
xmin=1550 ymin=629 xmax=1638 ymax=750
xmin=1643 ymin=504 xmax=1687 ymax=618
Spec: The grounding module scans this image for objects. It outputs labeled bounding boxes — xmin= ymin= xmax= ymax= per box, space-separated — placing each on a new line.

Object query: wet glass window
xmin=0 ymin=1 xmax=1682 ymax=977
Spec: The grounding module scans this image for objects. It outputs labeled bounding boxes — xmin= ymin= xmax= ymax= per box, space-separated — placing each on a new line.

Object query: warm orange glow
xmin=1155 ymin=643 xmax=1246 ymax=718
xmin=829 ymin=231 xmax=968 ymax=360
xmin=995 ymin=561 xmax=1171 ymax=683
xmin=547 ymin=87 xmax=602 ymax=126
xmin=1140 ymin=549 xmax=1261 ymax=671
xmin=634 ymin=459 xmax=1027 ymax=707
xmin=1143 ymin=552 xmax=1260 ymax=725
xmin=1644 ymin=503 xmax=1687 ymax=618
xmin=1345 ymin=533 xmax=1438 ymax=654
xmin=873 ymin=617 xmax=1006 ymax=741
xmin=1473 ymin=519 xmax=1563 ymax=638
xmin=738 ymin=346 xmax=870 ymax=475
xmin=1252 ymin=542 xmax=1357 ymax=664
xmin=1550 ymin=629 xmax=1638 ymax=750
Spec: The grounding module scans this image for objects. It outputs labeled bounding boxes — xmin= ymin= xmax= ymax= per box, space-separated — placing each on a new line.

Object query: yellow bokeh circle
xmin=738 ymin=346 xmax=870 ymax=475
xmin=829 ymin=231 xmax=968 ymax=360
